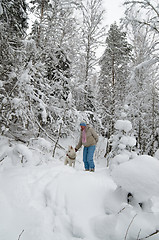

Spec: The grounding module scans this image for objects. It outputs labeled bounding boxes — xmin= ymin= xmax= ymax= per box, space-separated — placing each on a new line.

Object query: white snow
xmin=12 ymin=98 xmax=22 ymax=106
xmin=2 ymin=97 xmax=7 ymax=104
xmin=112 ymin=153 xmax=130 ymax=165
xmin=120 ymin=136 xmax=136 ymax=147
xmin=1 ymin=136 xmax=159 ymax=240
xmin=154 ymin=149 xmax=159 ymax=160
xmin=121 ymin=112 xmax=127 ymax=118
xmin=19 ymin=69 xmax=30 ymax=84
xmin=0 ymin=3 xmax=3 ymax=15
xmin=112 ymin=155 xmax=159 ymax=202
xmin=109 ymin=118 xmax=137 ymax=170
xmin=39 ymin=100 xmax=47 ymax=123
xmin=115 ymin=120 xmax=132 ymax=133
xmin=0 ymin=80 xmax=3 ymax=88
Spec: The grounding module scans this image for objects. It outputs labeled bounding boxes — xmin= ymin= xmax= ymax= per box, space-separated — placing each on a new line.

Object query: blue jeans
xmin=83 ymin=145 xmax=95 ymax=170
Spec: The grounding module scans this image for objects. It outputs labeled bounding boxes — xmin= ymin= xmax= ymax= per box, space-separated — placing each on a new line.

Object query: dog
xmin=64 ymin=146 xmax=76 ymax=167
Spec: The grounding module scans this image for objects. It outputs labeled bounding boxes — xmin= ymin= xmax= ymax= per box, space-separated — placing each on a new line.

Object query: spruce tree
xmin=0 ymin=0 xmax=28 ymax=136
xmin=0 ymin=0 xmax=28 ymax=80
xmin=99 ymin=22 xmax=132 ymax=136
xmin=27 ymin=0 xmax=81 ymax=137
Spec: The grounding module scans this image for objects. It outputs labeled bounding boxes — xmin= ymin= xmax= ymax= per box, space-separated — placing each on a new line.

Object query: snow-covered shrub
xmin=101 ymin=154 xmax=159 ymax=239
xmin=108 ymin=118 xmax=136 ymax=169
xmin=8 ymin=144 xmax=34 ymax=166
xmin=111 ymin=155 xmax=159 ymax=211
xmin=112 ymin=155 xmax=159 ymax=202
xmin=0 ymin=135 xmax=54 ymax=168
xmin=29 ymin=137 xmax=53 ymax=154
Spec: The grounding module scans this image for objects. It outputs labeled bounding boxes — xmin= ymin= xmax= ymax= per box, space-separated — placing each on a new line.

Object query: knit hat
xmin=80 ymin=121 xmax=86 ymax=127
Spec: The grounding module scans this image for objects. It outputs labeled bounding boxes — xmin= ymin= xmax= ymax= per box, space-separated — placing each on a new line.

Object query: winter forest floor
xmin=1 ymin=135 xmax=159 ymax=240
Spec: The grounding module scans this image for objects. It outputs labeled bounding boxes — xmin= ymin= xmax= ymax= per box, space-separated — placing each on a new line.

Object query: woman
xmin=75 ymin=121 xmax=98 ymax=172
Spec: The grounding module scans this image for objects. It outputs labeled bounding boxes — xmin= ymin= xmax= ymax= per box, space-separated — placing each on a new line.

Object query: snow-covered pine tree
xmin=107 ymin=105 xmax=136 ymax=169
xmin=98 ymin=22 xmax=132 ymax=137
xmin=0 ymin=0 xmax=28 ymax=137
xmin=29 ymin=0 xmax=71 ymax=99
xmin=27 ymin=0 xmax=84 ymax=137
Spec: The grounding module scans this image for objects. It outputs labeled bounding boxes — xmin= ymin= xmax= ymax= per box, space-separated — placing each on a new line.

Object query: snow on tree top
xmin=124 ymin=104 xmax=129 ymax=110
xmin=0 ymin=3 xmax=3 ymax=16
xmin=111 ymin=155 xmax=159 ymax=202
xmin=115 ymin=120 xmax=132 ymax=133
xmin=0 ymin=80 xmax=3 ymax=88
xmin=120 ymin=135 xmax=136 ymax=147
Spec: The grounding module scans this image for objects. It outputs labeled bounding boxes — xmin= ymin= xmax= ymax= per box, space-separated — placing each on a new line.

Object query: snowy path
xmin=0 ymin=164 xmax=116 ymax=240
xmin=1 ymin=135 xmax=159 ymax=240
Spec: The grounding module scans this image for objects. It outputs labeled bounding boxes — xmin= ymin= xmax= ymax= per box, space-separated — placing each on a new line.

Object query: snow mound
xmin=154 ymin=149 xmax=159 ymax=160
xmin=111 ymin=155 xmax=159 ymax=202
xmin=112 ymin=153 xmax=130 ymax=165
xmin=44 ymin=168 xmax=113 ymax=239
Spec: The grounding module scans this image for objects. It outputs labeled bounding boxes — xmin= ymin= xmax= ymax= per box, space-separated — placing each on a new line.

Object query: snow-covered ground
xmin=1 ymin=134 xmax=159 ymax=240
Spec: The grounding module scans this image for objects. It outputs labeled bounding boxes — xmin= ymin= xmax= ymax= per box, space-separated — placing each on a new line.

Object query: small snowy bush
xmin=109 ymin=119 xmax=136 ymax=169
xmin=0 ymin=135 xmax=54 ymax=168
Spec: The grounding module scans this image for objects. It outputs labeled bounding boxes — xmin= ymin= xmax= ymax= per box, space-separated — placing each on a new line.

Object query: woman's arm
xmin=75 ymin=132 xmax=82 ymax=150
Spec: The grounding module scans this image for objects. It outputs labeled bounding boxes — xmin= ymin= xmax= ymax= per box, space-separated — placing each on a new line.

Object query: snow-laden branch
xmin=135 ymin=57 xmax=159 ymax=70
xmin=124 ymin=0 xmax=159 ymax=17
xmin=124 ymin=0 xmax=159 ymax=33
xmin=146 ymin=1 xmax=159 ymax=17
xmin=35 ymin=119 xmax=65 ymax=150
xmin=130 ymin=57 xmax=159 ymax=83
xmin=136 ymin=20 xmax=159 ymax=34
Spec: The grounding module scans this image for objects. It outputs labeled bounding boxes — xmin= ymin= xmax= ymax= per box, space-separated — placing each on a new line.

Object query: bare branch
xmin=145 ymin=0 xmax=159 ymax=17
xmin=117 ymin=207 xmax=126 ymax=214
xmin=124 ymin=0 xmax=159 ymax=33
xmin=124 ymin=214 xmax=137 ymax=240
xmin=139 ymin=230 xmax=159 ymax=240
xmin=137 ymin=229 xmax=141 ymax=240
xmin=0 ymin=154 xmax=7 ymax=162
xmin=18 ymin=230 xmax=24 ymax=240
